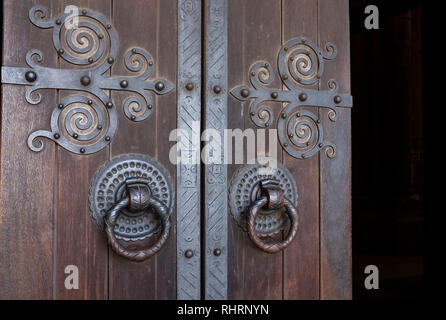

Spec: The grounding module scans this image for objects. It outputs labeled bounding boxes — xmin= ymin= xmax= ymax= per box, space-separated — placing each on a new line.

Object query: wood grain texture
xmin=319 ymin=0 xmax=352 ymax=300
xmin=108 ymin=0 xmax=177 ymax=299
xmin=54 ymin=0 xmax=110 ymax=300
xmin=227 ymin=0 xmax=283 ymax=300
xmin=0 ymin=0 xmax=58 ymax=299
xmin=282 ymin=0 xmax=320 ymax=300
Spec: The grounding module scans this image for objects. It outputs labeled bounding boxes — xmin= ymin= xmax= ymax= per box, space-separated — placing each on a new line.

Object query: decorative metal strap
xmin=230 ymin=37 xmax=353 ymax=159
xmin=1 ymin=6 xmax=174 ymax=155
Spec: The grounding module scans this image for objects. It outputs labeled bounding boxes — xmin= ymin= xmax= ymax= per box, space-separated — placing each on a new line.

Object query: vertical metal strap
xmin=204 ymin=0 xmax=228 ymax=300
xmin=177 ymin=0 xmax=202 ymax=300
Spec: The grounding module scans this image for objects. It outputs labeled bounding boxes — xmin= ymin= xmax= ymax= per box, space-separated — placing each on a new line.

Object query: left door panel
xmin=0 ymin=0 xmax=178 ymax=299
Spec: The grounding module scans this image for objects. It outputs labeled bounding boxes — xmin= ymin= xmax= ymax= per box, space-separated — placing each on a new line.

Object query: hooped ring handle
xmin=247 ymin=186 xmax=298 ymax=254
xmin=104 ymin=183 xmax=170 ymax=262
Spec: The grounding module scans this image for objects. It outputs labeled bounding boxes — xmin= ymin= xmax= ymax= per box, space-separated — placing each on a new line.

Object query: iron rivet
xmin=319 ymin=143 xmax=323 ymax=148
xmin=88 ymin=57 xmax=94 ymax=63
xmin=97 ymin=125 xmax=103 ymax=130
xmin=334 ymin=95 xmax=342 ymax=104
xmin=148 ymin=61 xmax=153 ymax=66
xmin=284 ymin=47 xmax=288 ymax=51
xmin=302 ymin=154 xmax=306 ymax=159
xmin=57 ymin=103 xmax=64 ymax=109
xmin=240 ymin=88 xmax=249 ymax=98
xmin=290 ymin=56 xmax=294 ymax=61
xmin=317 ymin=119 xmax=321 ymax=124
xmin=105 ymin=136 xmax=111 ymax=141
xmin=82 ymin=9 xmax=87 ymax=15
xmin=299 ymin=93 xmax=308 ymax=101
xmin=213 ymin=248 xmax=221 ymax=256
xmin=282 ymin=75 xmax=288 ymax=80
xmin=106 ymin=101 xmax=113 ymax=108
xmin=213 ymin=85 xmax=222 ymax=94
xmin=25 ymin=71 xmax=37 ymax=83
xmin=132 ymin=48 xmax=137 ymax=53
xmin=155 ymin=81 xmax=165 ymax=91
xmin=265 ymin=63 xmax=269 ymax=67
xmin=88 ymin=100 xmax=93 ymax=105
xmin=306 ymin=142 xmax=310 ymax=146
xmin=131 ymin=115 xmax=136 ymax=121
xmin=289 ymin=133 xmax=294 ymax=138
xmin=53 ymin=133 xmax=60 ymax=139
xmin=98 ymin=34 xmax=104 ymax=39
xmin=107 ymin=24 xmax=112 ymax=29
xmin=284 ymin=143 xmax=288 ymax=147
xmin=185 ymin=249 xmax=194 ymax=259
xmin=148 ymin=104 xmax=153 ymax=109
xmin=185 ymin=82 xmax=194 ymax=91
xmin=316 ymin=74 xmax=321 ymax=79
xmin=107 ymin=57 xmax=114 ymax=64
xmin=271 ymin=92 xmax=278 ymax=99
xmin=73 ymin=133 xmax=79 ymax=139
xmin=251 ymin=71 xmax=256 ymax=76
xmin=58 ymin=48 xmax=64 ymax=54
xmin=80 ymin=75 xmax=91 ymax=86
xmin=281 ymin=113 xmax=287 ymax=119
xmin=80 ymin=148 xmax=86 ymax=154
xmin=120 ymin=80 xmax=129 ymax=88
xmin=55 ymin=19 xmax=61 ymax=25
xmin=297 ymin=112 xmax=301 ymax=117
xmin=250 ymin=111 xmax=255 ymax=116
xmin=265 ymin=123 xmax=270 ymax=127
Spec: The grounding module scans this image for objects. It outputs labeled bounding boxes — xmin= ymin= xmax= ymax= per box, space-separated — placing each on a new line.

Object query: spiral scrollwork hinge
xmin=230 ymin=37 xmax=353 ymax=160
xmin=1 ymin=6 xmax=174 ymax=155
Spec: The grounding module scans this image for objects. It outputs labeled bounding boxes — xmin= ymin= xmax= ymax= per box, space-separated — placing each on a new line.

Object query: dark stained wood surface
xmin=0 ymin=0 xmax=58 ymax=299
xmin=319 ymin=0 xmax=352 ymax=299
xmin=282 ymin=0 xmax=320 ymax=300
xmin=227 ymin=0 xmax=283 ymax=300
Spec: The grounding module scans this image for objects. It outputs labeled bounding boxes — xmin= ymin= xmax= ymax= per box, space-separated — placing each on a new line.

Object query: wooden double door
xmin=1 ymin=0 xmax=352 ymax=299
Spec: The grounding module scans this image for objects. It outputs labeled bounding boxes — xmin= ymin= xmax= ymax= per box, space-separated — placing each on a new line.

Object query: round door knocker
xmin=89 ymin=154 xmax=174 ymax=261
xmin=229 ymin=164 xmax=298 ymax=253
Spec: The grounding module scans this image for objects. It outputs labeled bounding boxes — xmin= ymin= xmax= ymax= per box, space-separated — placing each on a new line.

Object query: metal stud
xmin=80 ymin=75 xmax=91 ymax=86
xmin=53 ymin=133 xmax=60 ymax=139
xmin=58 ymin=48 xmax=64 ymax=54
xmin=131 ymin=115 xmax=136 ymax=121
xmin=106 ymin=101 xmax=113 ymax=108
xmin=334 ymin=95 xmax=342 ymax=104
xmin=213 ymin=85 xmax=222 ymax=94
xmin=185 ymin=249 xmax=194 ymax=259
xmin=240 ymin=88 xmax=249 ymax=98
xmin=107 ymin=57 xmax=114 ymax=64
xmin=106 ymin=24 xmax=112 ymax=29
xmin=105 ymin=136 xmax=111 ymax=141
xmin=148 ymin=104 xmax=153 ymax=110
xmin=281 ymin=112 xmax=287 ymax=119
xmin=97 ymin=125 xmax=103 ymax=130
xmin=98 ymin=34 xmax=104 ymax=39
xmin=213 ymin=248 xmax=221 ymax=256
xmin=81 ymin=9 xmax=87 ymax=15
xmin=155 ymin=81 xmax=165 ymax=91
xmin=88 ymin=57 xmax=94 ymax=63
xmin=282 ymin=75 xmax=288 ymax=80
xmin=120 ymin=80 xmax=129 ymax=88
xmin=299 ymin=93 xmax=308 ymax=102
xmin=80 ymin=148 xmax=86 ymax=154
xmin=185 ymin=82 xmax=194 ymax=91
xmin=57 ymin=103 xmax=64 ymax=109
xmin=271 ymin=91 xmax=278 ymax=99
xmin=73 ymin=133 xmax=79 ymax=139
xmin=25 ymin=71 xmax=37 ymax=83
xmin=55 ymin=19 xmax=61 ymax=25
xmin=88 ymin=100 xmax=93 ymax=105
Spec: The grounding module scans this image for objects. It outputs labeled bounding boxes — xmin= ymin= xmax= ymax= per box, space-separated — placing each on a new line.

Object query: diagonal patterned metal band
xmin=204 ymin=0 xmax=228 ymax=300
xmin=177 ymin=0 xmax=202 ymax=300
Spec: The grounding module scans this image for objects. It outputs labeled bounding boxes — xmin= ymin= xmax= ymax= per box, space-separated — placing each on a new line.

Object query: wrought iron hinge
xmin=1 ymin=6 xmax=174 ymax=155
xmin=230 ymin=37 xmax=353 ymax=160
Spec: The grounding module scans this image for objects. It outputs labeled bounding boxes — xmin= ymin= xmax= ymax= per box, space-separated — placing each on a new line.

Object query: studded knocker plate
xmin=89 ymin=154 xmax=174 ymax=243
xmin=228 ymin=163 xmax=298 ymax=237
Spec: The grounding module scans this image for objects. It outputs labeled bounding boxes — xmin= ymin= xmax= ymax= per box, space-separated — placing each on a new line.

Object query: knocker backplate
xmin=89 ymin=154 xmax=174 ymax=241
xmin=229 ymin=164 xmax=298 ymax=237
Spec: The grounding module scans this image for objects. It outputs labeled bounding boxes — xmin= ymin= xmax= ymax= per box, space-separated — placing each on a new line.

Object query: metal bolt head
xmin=53 ymin=133 xmax=60 ymax=139
xmin=80 ymin=148 xmax=86 ymax=154
xmin=120 ymin=80 xmax=129 ymax=88
xmin=319 ymin=143 xmax=323 ymax=148
xmin=25 ymin=71 xmax=37 ymax=83
xmin=107 ymin=57 xmax=114 ymax=64
xmin=58 ymin=48 xmax=64 ymax=54
xmin=240 ymin=88 xmax=249 ymax=98
xmin=271 ymin=91 xmax=278 ymax=99
xmin=80 ymin=75 xmax=91 ymax=86
xmin=55 ymin=19 xmax=61 ymax=25
xmin=148 ymin=104 xmax=153 ymax=110
xmin=106 ymin=101 xmax=113 ymax=108
xmin=334 ymin=95 xmax=342 ymax=104
xmin=213 ymin=248 xmax=221 ymax=256
xmin=297 ymin=112 xmax=301 ymax=117
xmin=185 ymin=82 xmax=194 ymax=91
xmin=97 ymin=125 xmax=103 ymax=130
xmin=88 ymin=100 xmax=93 ymax=105
xmin=88 ymin=57 xmax=94 ymax=63
xmin=98 ymin=34 xmax=104 ymax=39
xmin=284 ymin=143 xmax=288 ymax=147
xmin=105 ymin=136 xmax=111 ymax=141
xmin=155 ymin=81 xmax=165 ymax=91
xmin=106 ymin=24 xmax=112 ymax=29
xmin=213 ymin=85 xmax=222 ymax=94
xmin=302 ymin=154 xmax=306 ymax=159
xmin=57 ymin=103 xmax=64 ymax=109
xmin=148 ymin=61 xmax=153 ymax=66
xmin=73 ymin=133 xmax=79 ymax=139
xmin=185 ymin=249 xmax=194 ymax=259
xmin=281 ymin=112 xmax=287 ymax=119
xmin=298 ymin=92 xmax=308 ymax=102
xmin=282 ymin=75 xmax=288 ymax=80
xmin=81 ymin=9 xmax=87 ymax=15
xmin=250 ymin=111 xmax=255 ymax=116
xmin=132 ymin=48 xmax=137 ymax=53
xmin=131 ymin=115 xmax=136 ymax=121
